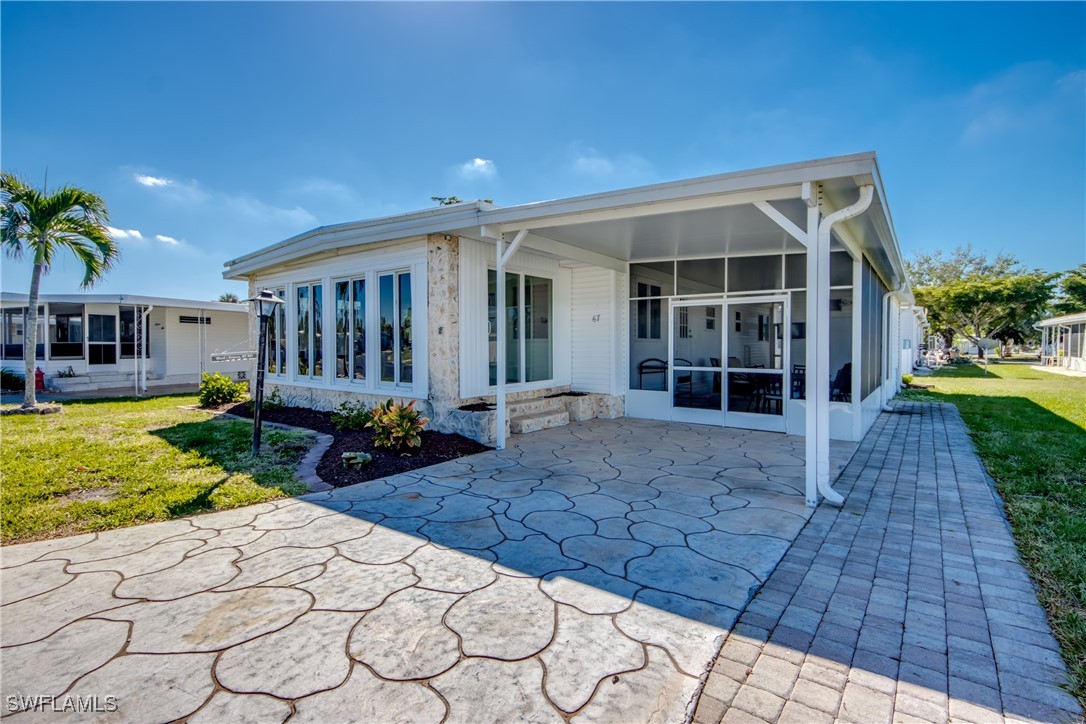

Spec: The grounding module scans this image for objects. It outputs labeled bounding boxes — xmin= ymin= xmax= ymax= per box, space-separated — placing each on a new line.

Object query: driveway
xmin=1 ymin=419 xmax=855 ymax=723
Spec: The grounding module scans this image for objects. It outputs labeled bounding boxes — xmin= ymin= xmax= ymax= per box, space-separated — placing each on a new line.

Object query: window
xmin=334 ymin=278 xmax=366 ymax=381
xmin=488 ymin=270 xmax=552 ymax=385
xmin=379 ymin=271 xmax=412 ymax=386
xmin=88 ymin=314 xmax=117 ymax=365
xmin=119 ymin=306 xmax=149 ymax=358
xmin=296 ymin=283 xmax=322 ymax=378
xmin=678 ymin=306 xmax=690 ymax=338
xmin=706 ymin=306 xmax=716 ymax=330
xmin=266 ymin=288 xmax=286 ymax=375
xmin=49 ymin=303 xmax=84 ymax=358
xmin=179 ymin=316 xmax=212 ymax=325
xmin=635 ymin=283 xmax=662 ymax=340
xmin=2 ymin=307 xmax=45 ymax=360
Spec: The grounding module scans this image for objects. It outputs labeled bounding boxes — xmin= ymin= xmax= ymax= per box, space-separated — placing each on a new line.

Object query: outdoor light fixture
xmin=245 ymin=288 xmax=285 ymax=456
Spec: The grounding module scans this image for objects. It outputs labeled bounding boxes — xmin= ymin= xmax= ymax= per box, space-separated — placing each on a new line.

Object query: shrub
xmin=264 ymin=387 xmax=286 ymax=410
xmin=901 ymin=373 xmax=914 ymax=386
xmin=198 ymin=372 xmax=248 ymax=407
xmin=0 ymin=369 xmax=24 ymax=392
xmin=331 ymin=400 xmax=372 ymax=431
xmin=366 ymin=399 xmax=429 ymax=451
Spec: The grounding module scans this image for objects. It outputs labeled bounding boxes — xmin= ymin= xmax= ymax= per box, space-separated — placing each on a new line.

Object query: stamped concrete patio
xmin=0 ymin=419 xmax=855 ymax=722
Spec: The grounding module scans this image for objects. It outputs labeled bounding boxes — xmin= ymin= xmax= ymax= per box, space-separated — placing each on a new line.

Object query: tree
xmin=431 ymin=195 xmax=493 ymax=206
xmin=905 ymin=243 xmax=1022 ymax=288
xmin=218 ymin=292 xmax=240 ymax=303
xmin=1052 ymin=264 xmax=1086 ymax=315
xmin=1 ymin=172 xmax=118 ymax=407
xmin=914 ymin=272 xmax=1056 ymax=357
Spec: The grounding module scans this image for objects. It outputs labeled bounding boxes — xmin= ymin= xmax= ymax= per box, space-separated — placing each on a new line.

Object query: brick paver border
xmin=692 ymin=402 xmax=1081 ymax=724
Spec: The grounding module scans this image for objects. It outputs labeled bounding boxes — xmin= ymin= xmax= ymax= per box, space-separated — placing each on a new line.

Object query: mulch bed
xmin=220 ymin=403 xmax=490 ymax=487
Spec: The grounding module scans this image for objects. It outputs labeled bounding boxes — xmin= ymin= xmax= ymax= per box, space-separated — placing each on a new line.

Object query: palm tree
xmin=1 ymin=172 xmax=118 ymax=408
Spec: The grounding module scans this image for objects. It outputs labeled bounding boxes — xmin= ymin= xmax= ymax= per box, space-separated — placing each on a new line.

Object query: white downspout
xmin=141 ymin=305 xmax=153 ymax=393
xmin=813 ymin=185 xmax=874 ymax=506
xmin=882 ymin=285 xmax=903 ymax=411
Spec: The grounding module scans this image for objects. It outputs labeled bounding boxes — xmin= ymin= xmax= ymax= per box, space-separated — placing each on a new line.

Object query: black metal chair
xmin=830 ymin=362 xmax=852 ymax=401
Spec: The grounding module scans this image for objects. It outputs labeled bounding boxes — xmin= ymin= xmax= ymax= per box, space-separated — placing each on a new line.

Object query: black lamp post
xmin=246 ymin=289 xmax=284 ymax=456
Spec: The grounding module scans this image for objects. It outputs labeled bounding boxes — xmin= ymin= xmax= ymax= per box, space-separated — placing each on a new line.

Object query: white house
xmin=0 ymin=293 xmax=250 ymax=392
xmin=898 ymin=305 xmax=929 ymax=373
xmin=224 ymin=152 xmax=913 ymax=506
xmin=1039 ymin=311 xmax=1086 ymax=371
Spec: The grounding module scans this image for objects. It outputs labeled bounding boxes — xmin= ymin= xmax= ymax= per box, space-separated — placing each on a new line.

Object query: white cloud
xmin=457 ymin=158 xmax=497 ymax=180
xmin=959 ymin=62 xmax=1082 ymax=144
xmin=570 ymin=145 xmax=654 ymax=182
xmin=134 ymin=174 xmax=171 ymax=187
xmin=107 ymin=227 xmax=144 ymax=240
xmin=155 ymin=234 xmax=180 ymax=245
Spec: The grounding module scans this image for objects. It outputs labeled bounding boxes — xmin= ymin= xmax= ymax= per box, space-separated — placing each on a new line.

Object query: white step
xmin=507 ymin=397 xmax=566 ymax=418
xmin=509 ymin=410 xmax=570 ymax=435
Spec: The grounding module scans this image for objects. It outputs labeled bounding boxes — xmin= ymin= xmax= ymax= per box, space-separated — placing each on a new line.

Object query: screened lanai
xmin=475 ymin=152 xmax=910 ymax=506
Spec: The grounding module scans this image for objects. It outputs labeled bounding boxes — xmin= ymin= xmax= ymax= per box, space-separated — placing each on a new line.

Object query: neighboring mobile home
xmin=1039 ymin=311 xmax=1086 ymax=371
xmin=224 ymin=152 xmax=912 ymax=506
xmin=0 ymin=293 xmax=250 ymax=392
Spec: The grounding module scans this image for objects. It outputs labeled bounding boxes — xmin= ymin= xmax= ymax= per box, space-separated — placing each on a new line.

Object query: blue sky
xmin=2 ymin=2 xmax=1083 ymax=300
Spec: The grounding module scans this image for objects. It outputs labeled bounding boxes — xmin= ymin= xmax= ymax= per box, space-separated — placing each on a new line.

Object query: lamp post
xmin=246 ymin=289 xmax=284 ymax=456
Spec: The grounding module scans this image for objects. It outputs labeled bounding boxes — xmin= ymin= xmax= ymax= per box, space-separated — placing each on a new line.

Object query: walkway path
xmin=693 ymin=402 xmax=1081 ymax=724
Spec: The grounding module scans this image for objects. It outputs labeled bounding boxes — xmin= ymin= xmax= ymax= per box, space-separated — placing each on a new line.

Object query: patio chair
xmin=830 ymin=362 xmax=852 ymax=401
xmin=638 ymin=358 xmax=668 ymax=389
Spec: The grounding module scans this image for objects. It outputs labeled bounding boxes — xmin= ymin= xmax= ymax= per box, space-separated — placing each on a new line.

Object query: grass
xmin=899 ymin=360 xmax=1086 ymax=703
xmin=1 ymin=394 xmax=312 ymax=545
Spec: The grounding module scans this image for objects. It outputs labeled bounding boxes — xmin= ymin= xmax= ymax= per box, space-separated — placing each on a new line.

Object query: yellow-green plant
xmin=331 ymin=400 xmax=372 ymax=431
xmin=198 ymin=372 xmax=248 ymax=407
xmin=366 ymin=398 xmax=429 ymax=451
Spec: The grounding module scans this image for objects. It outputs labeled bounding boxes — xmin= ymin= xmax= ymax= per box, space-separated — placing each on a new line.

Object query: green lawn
xmin=899 ymin=361 xmax=1086 ymax=703
xmin=1 ymin=394 xmax=312 ymax=545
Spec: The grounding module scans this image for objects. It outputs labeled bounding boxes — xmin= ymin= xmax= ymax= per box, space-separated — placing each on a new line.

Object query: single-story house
xmin=1039 ymin=311 xmax=1086 ymax=371
xmin=224 ymin=152 xmax=912 ymax=506
xmin=898 ymin=305 xmax=929 ymax=372
xmin=0 ymin=293 xmax=250 ymax=392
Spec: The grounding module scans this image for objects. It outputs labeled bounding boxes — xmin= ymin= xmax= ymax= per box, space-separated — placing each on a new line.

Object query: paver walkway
xmin=693 ymin=402 xmax=1082 ymax=724
xmin=0 ymin=419 xmax=854 ymax=723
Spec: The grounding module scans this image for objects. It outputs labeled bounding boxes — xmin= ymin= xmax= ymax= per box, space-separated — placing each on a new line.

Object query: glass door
xmin=724 ymin=297 xmax=788 ymax=432
xmin=669 ymin=302 xmax=725 ymax=424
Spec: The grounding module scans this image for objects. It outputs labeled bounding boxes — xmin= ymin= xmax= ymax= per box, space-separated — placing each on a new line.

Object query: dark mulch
xmin=220 ymin=403 xmax=490 ymax=487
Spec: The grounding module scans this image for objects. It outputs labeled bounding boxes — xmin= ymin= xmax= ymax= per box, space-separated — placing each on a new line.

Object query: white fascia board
xmin=1040 ymin=312 xmax=1086 ymax=326
xmin=0 ymin=292 xmax=246 ymax=312
xmin=479 ymin=152 xmax=878 ymax=230
xmin=223 ymin=202 xmax=490 ymax=279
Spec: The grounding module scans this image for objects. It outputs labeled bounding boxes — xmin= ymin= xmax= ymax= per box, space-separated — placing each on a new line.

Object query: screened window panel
xmin=727 ymin=255 xmax=783 ymax=292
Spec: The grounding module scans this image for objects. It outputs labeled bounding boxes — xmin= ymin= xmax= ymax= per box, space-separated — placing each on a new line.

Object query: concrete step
xmin=506 ymin=396 xmax=566 ymax=418
xmin=509 ymin=410 xmax=570 ymax=435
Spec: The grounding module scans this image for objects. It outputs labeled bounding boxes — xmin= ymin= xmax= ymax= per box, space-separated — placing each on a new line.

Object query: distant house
xmin=0 ymin=293 xmax=250 ymax=392
xmin=1039 ymin=311 xmax=1086 ymax=371
xmin=224 ymin=152 xmax=913 ymax=507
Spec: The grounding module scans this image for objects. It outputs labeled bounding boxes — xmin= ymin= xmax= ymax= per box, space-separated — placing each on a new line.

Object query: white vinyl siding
xmin=570 ymin=266 xmax=616 ymax=394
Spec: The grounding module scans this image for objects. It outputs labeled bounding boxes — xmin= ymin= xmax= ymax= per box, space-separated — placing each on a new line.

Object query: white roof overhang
xmin=0 ymin=292 xmax=246 ymax=312
xmin=223 ymin=152 xmax=907 ymax=295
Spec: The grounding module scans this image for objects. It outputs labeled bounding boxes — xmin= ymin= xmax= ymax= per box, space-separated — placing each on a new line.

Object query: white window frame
xmin=295 ymin=281 xmax=323 ymax=380
xmin=377 ymin=269 xmax=414 ymax=390
xmin=487 ymin=267 xmax=556 ymax=389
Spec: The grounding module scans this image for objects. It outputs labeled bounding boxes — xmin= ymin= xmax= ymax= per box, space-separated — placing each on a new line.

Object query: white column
xmin=804 ymin=204 xmax=822 ymax=507
xmin=851 ymin=257 xmax=863 ymax=439
xmin=495 ymin=235 xmax=507 ymax=450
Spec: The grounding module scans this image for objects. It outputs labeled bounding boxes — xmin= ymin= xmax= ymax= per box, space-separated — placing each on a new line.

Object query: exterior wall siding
xmin=570 ymin=266 xmax=615 ymax=394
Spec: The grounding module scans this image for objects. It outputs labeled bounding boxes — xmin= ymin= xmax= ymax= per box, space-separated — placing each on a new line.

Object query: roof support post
xmin=807 ymin=185 xmax=874 ymax=507
xmin=493 ymin=229 xmax=527 ymax=451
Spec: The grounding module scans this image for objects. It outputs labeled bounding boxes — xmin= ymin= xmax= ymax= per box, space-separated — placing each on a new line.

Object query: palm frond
xmin=0 ymin=170 xmax=116 ymax=285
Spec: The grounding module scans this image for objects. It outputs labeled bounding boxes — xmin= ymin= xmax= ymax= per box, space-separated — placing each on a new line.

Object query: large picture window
xmin=335 ymin=278 xmax=366 ymax=381
xmin=296 ymin=283 xmax=322 ymax=378
xmin=379 ymin=271 xmax=412 ymax=386
xmin=488 ymin=270 xmax=553 ymax=385
xmin=2 ymin=307 xmax=45 ymax=360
